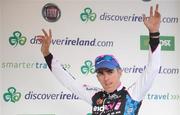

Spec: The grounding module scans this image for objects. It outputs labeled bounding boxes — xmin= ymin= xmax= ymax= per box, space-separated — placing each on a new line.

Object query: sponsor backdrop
xmin=0 ymin=0 xmax=2 ymax=114
xmin=1 ymin=0 xmax=180 ymax=115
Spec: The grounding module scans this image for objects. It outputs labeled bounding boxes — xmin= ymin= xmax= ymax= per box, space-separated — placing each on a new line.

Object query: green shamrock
xmin=86 ymin=113 xmax=92 ymax=115
xmin=80 ymin=7 xmax=96 ymax=22
xmin=81 ymin=60 xmax=95 ymax=75
xmin=9 ymin=31 xmax=27 ymax=47
xmin=3 ymin=87 xmax=21 ymax=103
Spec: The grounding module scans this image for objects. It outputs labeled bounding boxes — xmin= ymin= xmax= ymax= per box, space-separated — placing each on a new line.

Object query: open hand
xmin=143 ymin=4 xmax=161 ymax=33
xmin=37 ymin=29 xmax=52 ymax=56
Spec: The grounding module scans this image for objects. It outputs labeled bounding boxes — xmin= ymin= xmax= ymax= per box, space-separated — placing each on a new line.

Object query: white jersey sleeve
xmin=50 ymin=57 xmax=101 ymax=105
xmin=128 ymin=43 xmax=161 ymax=102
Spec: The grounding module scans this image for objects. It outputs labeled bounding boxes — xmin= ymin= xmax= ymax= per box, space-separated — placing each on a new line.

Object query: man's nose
xmin=103 ymin=73 xmax=109 ymax=81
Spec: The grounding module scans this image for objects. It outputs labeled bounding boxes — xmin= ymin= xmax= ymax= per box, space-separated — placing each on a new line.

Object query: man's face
xmin=96 ymin=68 xmax=122 ymax=93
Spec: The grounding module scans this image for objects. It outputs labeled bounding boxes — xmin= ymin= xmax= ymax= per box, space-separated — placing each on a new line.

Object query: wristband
xmin=150 ymin=32 xmax=160 ymax=37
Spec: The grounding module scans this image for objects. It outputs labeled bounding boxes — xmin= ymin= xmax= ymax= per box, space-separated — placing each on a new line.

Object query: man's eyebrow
xmin=97 ymin=69 xmax=113 ymax=73
xmin=106 ymin=69 xmax=113 ymax=72
xmin=97 ymin=70 xmax=103 ymax=73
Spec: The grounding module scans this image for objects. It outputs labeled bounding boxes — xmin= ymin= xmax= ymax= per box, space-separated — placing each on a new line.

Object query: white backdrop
xmin=1 ymin=0 xmax=180 ymax=115
xmin=0 ymin=0 xmax=2 ymax=114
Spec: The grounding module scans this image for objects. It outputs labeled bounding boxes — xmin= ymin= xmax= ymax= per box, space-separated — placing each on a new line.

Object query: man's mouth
xmin=105 ymin=82 xmax=112 ymax=87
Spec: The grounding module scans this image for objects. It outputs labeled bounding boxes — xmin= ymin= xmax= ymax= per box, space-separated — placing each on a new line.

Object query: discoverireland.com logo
xmin=3 ymin=87 xmax=79 ymax=103
xmin=8 ymin=31 xmax=114 ymax=48
xmin=80 ymin=7 xmax=179 ymax=23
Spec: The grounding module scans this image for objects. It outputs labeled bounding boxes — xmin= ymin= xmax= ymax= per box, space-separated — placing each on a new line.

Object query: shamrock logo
xmin=9 ymin=31 xmax=27 ymax=47
xmin=80 ymin=7 xmax=96 ymax=22
xmin=81 ymin=60 xmax=95 ymax=75
xmin=3 ymin=87 xmax=21 ymax=103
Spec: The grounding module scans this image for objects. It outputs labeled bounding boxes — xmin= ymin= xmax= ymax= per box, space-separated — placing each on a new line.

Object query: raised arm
xmin=37 ymin=29 xmax=52 ymax=70
xmin=129 ymin=4 xmax=161 ymax=101
xmin=37 ymin=29 xmax=99 ymax=105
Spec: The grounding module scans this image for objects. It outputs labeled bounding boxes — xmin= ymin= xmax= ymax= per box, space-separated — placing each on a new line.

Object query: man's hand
xmin=143 ymin=4 xmax=161 ymax=33
xmin=37 ymin=29 xmax=52 ymax=57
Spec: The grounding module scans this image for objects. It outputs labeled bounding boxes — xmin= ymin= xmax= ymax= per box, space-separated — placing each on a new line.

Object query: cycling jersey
xmin=44 ymin=36 xmax=160 ymax=115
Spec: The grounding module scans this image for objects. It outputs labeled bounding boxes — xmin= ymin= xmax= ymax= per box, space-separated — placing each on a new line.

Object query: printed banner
xmin=1 ymin=0 xmax=180 ymax=115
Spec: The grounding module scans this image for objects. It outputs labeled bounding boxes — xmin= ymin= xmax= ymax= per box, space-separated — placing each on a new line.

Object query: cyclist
xmin=38 ymin=4 xmax=161 ymax=115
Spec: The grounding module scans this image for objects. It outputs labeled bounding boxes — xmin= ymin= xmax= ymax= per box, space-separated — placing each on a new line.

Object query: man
xmin=38 ymin=4 xmax=161 ymax=115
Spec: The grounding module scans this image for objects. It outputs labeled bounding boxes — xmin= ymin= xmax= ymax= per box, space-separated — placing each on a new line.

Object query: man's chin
xmin=104 ymin=88 xmax=114 ymax=93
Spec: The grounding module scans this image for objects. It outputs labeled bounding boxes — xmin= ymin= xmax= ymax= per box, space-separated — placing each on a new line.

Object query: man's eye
xmin=107 ymin=70 xmax=113 ymax=73
xmin=97 ymin=72 xmax=103 ymax=76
